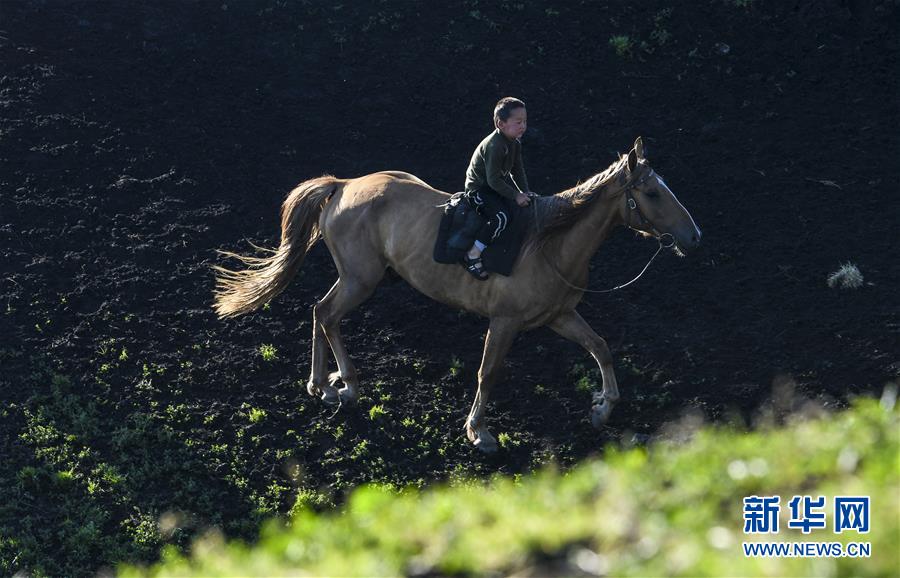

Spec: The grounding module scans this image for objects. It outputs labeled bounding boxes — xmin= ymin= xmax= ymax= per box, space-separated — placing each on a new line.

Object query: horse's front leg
xmin=466 ymin=316 xmax=521 ymax=453
xmin=547 ymin=310 xmax=620 ymax=428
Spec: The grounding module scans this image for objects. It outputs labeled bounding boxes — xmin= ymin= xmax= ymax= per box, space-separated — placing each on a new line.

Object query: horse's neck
xmin=547 ymin=190 xmax=623 ymax=282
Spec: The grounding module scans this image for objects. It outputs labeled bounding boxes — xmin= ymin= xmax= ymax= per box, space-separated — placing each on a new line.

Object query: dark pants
xmin=470 ymin=189 xmax=516 ymax=246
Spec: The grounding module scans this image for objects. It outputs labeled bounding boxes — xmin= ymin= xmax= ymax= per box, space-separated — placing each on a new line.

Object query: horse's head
xmin=619 ymin=137 xmax=702 ymax=255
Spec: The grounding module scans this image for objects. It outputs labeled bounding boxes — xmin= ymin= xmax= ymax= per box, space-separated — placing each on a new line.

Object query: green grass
xmin=124 ymin=397 xmax=899 ymax=577
xmin=1 ymin=362 xmax=266 ymax=577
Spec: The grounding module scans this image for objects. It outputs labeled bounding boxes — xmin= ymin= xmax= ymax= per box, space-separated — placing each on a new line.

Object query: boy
xmin=462 ymin=97 xmax=533 ymax=280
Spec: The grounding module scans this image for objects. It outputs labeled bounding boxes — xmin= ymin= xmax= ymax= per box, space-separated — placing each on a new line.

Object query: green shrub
xmin=123 ymin=397 xmax=899 ymax=577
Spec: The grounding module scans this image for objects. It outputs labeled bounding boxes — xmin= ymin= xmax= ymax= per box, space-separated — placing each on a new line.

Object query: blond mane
xmin=527 ymin=153 xmax=629 ymax=249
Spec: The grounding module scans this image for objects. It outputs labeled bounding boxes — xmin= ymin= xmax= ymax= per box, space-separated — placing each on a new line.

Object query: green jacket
xmin=464 ymin=129 xmax=529 ymax=200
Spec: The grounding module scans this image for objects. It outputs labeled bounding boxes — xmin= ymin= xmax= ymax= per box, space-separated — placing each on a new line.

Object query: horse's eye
xmin=645 ymin=190 xmax=660 ymax=199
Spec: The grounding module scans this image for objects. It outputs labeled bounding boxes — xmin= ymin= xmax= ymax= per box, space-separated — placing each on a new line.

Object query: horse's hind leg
xmin=307 ymin=285 xmax=339 ymax=403
xmin=547 ymin=310 xmax=620 ymax=428
xmin=310 ymin=271 xmax=382 ymax=405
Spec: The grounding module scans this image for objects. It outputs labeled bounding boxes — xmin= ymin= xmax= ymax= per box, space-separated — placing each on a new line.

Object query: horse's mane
xmin=526 ymin=153 xmax=629 ymax=249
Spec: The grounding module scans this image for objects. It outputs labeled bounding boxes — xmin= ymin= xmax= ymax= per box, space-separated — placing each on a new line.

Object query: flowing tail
xmin=213 ymin=175 xmax=341 ymax=318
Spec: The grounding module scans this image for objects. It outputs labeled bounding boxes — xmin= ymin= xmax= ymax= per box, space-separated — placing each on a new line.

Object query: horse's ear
xmin=634 ymin=136 xmax=645 ymax=160
xmin=626 ymin=148 xmax=638 ymax=174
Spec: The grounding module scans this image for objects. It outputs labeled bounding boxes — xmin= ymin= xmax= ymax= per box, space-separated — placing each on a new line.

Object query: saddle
xmin=432 ymin=192 xmax=529 ymax=276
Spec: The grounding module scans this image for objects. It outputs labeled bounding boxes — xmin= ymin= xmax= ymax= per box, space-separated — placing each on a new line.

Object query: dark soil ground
xmin=1 ymin=1 xmax=898 ymax=575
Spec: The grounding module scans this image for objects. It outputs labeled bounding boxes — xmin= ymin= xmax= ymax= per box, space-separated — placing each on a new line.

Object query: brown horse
xmin=213 ymin=137 xmax=701 ymax=452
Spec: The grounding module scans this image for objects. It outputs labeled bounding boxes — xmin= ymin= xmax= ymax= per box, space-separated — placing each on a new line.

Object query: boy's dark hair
xmin=494 ymin=97 xmax=525 ymax=124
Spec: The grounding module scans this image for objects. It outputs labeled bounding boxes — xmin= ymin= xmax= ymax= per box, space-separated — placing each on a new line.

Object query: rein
xmin=536 ymin=169 xmax=676 ymax=294
xmin=542 ymin=233 xmax=674 ymax=294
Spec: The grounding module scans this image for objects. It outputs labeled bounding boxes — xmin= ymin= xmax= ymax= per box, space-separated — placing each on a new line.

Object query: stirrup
xmin=463 ymin=255 xmax=489 ymax=280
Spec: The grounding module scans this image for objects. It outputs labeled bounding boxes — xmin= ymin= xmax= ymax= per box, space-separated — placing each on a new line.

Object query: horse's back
xmin=373 ymin=170 xmax=434 ymax=188
xmin=331 ymin=171 xmax=446 ymax=207
xmin=321 ymin=171 xmax=447 ymax=245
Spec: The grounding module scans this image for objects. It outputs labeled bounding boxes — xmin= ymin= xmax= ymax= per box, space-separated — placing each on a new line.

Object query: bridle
xmin=542 ymin=166 xmax=676 ymax=294
xmin=623 ymin=169 xmax=676 ymax=249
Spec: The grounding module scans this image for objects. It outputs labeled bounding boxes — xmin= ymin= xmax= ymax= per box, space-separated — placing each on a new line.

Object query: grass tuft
xmin=609 ymin=34 xmax=633 ymax=57
xmin=827 ymin=262 xmax=864 ymax=289
xmin=258 ymin=344 xmax=278 ymax=361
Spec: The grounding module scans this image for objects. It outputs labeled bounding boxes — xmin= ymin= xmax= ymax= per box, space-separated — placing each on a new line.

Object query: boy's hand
xmin=515 ymin=191 xmax=531 ymax=207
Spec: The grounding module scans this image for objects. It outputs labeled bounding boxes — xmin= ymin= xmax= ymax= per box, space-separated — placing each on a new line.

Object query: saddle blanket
xmin=432 ymin=192 xmax=529 ymax=277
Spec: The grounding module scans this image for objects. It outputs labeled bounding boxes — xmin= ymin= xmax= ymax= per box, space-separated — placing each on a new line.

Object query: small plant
xmin=369 ymin=404 xmax=388 ymax=421
xmin=248 ymin=407 xmax=267 ymax=424
xmin=290 ymin=488 xmax=332 ymax=516
xmin=497 ymin=432 xmax=520 ymax=448
xmin=827 ymin=262 xmax=864 ymax=289
xmin=142 ymin=362 xmax=165 ymax=377
xmin=351 ymin=439 xmax=370 ymax=460
xmin=650 ymin=8 xmax=673 ymax=47
xmin=97 ymin=337 xmax=117 ymax=356
xmin=575 ymin=374 xmax=596 ymax=394
xmin=609 ymin=35 xmax=633 ymax=58
xmin=18 ymin=465 xmax=42 ymax=489
xmin=118 ymin=348 xmax=128 ymax=361
xmin=259 ymin=344 xmax=278 ymax=361
xmin=449 ymin=356 xmax=463 ymax=377
xmin=412 ymin=360 xmax=426 ymax=374
xmin=570 ymin=363 xmax=600 ymax=394
xmin=54 ymin=469 xmax=75 ymax=488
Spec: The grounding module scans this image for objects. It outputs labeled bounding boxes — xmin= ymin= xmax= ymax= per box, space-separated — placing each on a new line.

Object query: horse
xmin=213 ymin=137 xmax=701 ymax=452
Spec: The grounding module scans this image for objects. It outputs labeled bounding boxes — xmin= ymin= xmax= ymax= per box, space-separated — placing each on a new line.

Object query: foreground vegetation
xmin=125 ymin=396 xmax=899 ymax=577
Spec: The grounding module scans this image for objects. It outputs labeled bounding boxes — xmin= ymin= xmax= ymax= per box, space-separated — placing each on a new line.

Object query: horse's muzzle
xmin=673 ymin=225 xmax=702 ymax=254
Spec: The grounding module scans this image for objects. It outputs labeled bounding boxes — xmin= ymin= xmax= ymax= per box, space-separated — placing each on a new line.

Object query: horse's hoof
xmin=337 ymin=386 xmax=358 ymax=406
xmin=590 ymin=395 xmax=614 ymax=429
xmin=306 ymin=379 xmax=322 ymax=397
xmin=468 ymin=425 xmax=498 ymax=453
xmin=320 ymin=386 xmax=340 ymax=406
xmin=473 ymin=437 xmax=498 ymax=454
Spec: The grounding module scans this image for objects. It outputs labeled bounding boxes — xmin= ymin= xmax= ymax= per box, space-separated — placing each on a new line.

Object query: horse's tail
xmin=212 ymin=175 xmax=341 ymax=318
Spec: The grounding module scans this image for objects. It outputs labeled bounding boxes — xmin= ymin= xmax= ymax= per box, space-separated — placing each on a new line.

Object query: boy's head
xmin=494 ymin=97 xmax=527 ymax=140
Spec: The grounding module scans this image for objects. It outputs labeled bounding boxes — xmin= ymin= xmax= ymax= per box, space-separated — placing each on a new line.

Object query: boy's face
xmin=497 ymin=107 xmax=527 ymax=140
